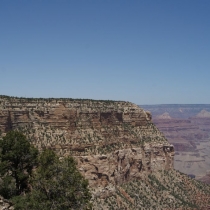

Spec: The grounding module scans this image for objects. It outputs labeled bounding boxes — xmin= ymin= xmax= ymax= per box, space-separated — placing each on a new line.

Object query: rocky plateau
xmin=0 ymin=96 xmax=210 ymax=209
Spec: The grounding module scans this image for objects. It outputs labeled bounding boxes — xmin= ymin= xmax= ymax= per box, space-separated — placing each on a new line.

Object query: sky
xmin=0 ymin=0 xmax=210 ymax=104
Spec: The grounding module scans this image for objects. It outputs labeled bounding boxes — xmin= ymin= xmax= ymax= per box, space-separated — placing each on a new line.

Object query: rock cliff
xmin=1 ymin=96 xmax=210 ymax=209
xmin=0 ymin=96 xmax=173 ymax=189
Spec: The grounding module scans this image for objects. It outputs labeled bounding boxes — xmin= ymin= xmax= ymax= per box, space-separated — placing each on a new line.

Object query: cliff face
xmin=1 ymin=96 xmax=210 ymax=209
xmin=0 ymin=96 xmax=173 ymax=188
xmin=77 ymin=144 xmax=173 ymax=189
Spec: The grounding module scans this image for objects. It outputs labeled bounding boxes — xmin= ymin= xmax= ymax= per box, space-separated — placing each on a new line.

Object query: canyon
xmin=141 ymin=104 xmax=210 ymax=184
xmin=0 ymin=96 xmax=210 ymax=209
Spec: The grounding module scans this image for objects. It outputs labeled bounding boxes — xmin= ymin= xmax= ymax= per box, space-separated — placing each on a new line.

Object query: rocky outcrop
xmin=1 ymin=97 xmax=210 ymax=209
xmin=0 ymin=96 xmax=173 ymax=190
xmin=0 ymin=196 xmax=13 ymax=210
xmin=77 ymin=144 xmax=174 ymax=188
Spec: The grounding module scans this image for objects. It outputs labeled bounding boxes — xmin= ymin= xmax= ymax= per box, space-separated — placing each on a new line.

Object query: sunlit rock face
xmin=1 ymin=96 xmax=210 ymax=209
xmin=76 ymin=144 xmax=174 ymax=188
xmin=0 ymin=96 xmax=173 ymax=188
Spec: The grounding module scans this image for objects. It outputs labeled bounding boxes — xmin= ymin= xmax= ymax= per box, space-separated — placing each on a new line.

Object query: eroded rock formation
xmin=0 ymin=96 xmax=173 ymax=190
xmin=1 ymin=96 xmax=210 ymax=209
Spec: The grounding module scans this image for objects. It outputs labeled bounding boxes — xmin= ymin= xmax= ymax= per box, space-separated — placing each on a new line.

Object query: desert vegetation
xmin=92 ymin=170 xmax=210 ymax=209
xmin=0 ymin=131 xmax=91 ymax=210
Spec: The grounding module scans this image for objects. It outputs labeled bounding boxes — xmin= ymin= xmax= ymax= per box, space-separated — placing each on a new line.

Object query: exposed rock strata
xmin=77 ymin=144 xmax=174 ymax=188
xmin=0 ymin=96 xmax=173 ymax=189
xmin=141 ymin=104 xmax=210 ymax=180
xmin=1 ymin=97 xmax=210 ymax=209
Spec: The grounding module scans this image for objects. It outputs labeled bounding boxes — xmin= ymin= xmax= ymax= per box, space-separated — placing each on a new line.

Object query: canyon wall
xmin=0 ymin=96 xmax=174 ymax=190
xmin=1 ymin=97 xmax=210 ymax=209
xmin=141 ymin=104 xmax=210 ymax=182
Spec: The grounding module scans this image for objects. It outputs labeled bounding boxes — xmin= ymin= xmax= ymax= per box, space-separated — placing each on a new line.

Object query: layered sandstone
xmin=0 ymin=96 xmax=174 ymax=190
xmin=1 ymin=96 xmax=210 ymax=209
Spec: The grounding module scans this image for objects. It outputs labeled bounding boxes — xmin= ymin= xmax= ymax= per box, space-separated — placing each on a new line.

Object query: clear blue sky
xmin=1 ymin=0 xmax=210 ymax=104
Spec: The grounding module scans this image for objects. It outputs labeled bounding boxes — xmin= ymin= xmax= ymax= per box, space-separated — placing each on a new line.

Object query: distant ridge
xmin=195 ymin=110 xmax=210 ymax=118
xmin=140 ymin=104 xmax=210 ymax=119
xmin=155 ymin=112 xmax=172 ymax=119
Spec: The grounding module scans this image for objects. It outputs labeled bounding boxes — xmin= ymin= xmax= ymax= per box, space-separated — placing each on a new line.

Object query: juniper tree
xmin=0 ymin=130 xmax=38 ymax=198
xmin=13 ymin=149 xmax=92 ymax=210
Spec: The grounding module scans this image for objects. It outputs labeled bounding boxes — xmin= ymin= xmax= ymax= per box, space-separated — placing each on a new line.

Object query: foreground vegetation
xmin=0 ymin=131 xmax=91 ymax=209
xmin=0 ymin=130 xmax=210 ymax=209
